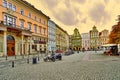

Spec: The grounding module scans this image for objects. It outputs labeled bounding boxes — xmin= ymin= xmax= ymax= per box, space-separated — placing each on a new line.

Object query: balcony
xmin=0 ymin=20 xmax=30 ymax=31
xmin=34 ymin=40 xmax=46 ymax=44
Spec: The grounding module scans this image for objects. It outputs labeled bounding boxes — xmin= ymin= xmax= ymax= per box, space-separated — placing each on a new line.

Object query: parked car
xmin=64 ymin=50 xmax=74 ymax=56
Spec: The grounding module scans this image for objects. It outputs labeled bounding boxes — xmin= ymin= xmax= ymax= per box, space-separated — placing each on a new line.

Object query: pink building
xmin=99 ymin=29 xmax=109 ymax=46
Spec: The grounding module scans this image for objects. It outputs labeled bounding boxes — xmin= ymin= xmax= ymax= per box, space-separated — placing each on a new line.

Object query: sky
xmin=25 ymin=0 xmax=120 ymax=35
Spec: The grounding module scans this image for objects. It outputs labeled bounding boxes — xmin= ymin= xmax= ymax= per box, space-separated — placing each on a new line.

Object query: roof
xmin=20 ymin=0 xmax=50 ymax=19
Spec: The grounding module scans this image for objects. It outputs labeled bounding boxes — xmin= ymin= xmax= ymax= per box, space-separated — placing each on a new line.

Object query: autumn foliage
xmin=109 ymin=17 xmax=120 ymax=44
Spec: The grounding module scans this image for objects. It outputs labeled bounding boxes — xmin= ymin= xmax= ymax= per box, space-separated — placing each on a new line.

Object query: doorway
xmin=7 ymin=35 xmax=15 ymax=56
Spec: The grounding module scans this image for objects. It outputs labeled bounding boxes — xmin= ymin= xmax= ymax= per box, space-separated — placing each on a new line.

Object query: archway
xmin=7 ymin=35 xmax=15 ymax=56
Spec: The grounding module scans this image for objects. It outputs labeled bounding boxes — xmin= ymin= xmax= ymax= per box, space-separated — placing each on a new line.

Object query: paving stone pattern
xmin=0 ymin=51 xmax=120 ymax=80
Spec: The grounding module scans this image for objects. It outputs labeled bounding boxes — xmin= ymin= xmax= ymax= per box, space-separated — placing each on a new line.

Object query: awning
xmin=102 ymin=44 xmax=117 ymax=47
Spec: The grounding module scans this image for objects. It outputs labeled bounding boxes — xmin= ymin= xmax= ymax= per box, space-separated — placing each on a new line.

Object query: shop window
xmin=32 ymin=45 xmax=37 ymax=51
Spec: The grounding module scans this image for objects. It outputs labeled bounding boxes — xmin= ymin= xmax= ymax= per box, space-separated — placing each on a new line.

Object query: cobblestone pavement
xmin=0 ymin=51 xmax=120 ymax=80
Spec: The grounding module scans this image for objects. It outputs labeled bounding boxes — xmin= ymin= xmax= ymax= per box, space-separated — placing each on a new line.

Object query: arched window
xmin=7 ymin=35 xmax=14 ymax=40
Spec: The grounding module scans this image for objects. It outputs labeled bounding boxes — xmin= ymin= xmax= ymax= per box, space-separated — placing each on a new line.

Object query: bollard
xmin=32 ymin=57 xmax=37 ymax=64
xmin=6 ymin=56 xmax=7 ymax=60
xmin=22 ymin=55 xmax=24 ymax=59
xmin=38 ymin=57 xmax=39 ymax=61
xmin=15 ymin=55 xmax=16 ymax=59
xmin=12 ymin=61 xmax=14 ymax=68
xmin=27 ymin=59 xmax=29 ymax=64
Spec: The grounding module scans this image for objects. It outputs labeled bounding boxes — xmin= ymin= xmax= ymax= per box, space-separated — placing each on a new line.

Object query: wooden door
xmin=7 ymin=41 xmax=15 ymax=56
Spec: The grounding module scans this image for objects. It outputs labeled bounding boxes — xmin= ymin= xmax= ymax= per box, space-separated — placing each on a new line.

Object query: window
xmin=8 ymin=2 xmax=12 ymax=10
xmin=12 ymin=5 xmax=16 ymax=11
xmin=34 ymin=16 xmax=36 ymax=21
xmin=28 ymin=23 xmax=31 ymax=30
xmin=8 ymin=17 xmax=13 ymax=26
xmin=4 ymin=15 xmax=7 ymax=25
xmin=34 ymin=25 xmax=37 ymax=33
xmin=28 ymin=13 xmax=31 ymax=18
xmin=43 ymin=28 xmax=46 ymax=35
xmin=39 ymin=26 xmax=42 ymax=34
xmin=44 ymin=20 xmax=45 ymax=25
xmin=39 ymin=18 xmax=41 ymax=23
xmin=13 ymin=18 xmax=16 ymax=27
xmin=20 ymin=9 xmax=24 ymax=15
xmin=34 ymin=36 xmax=36 ymax=40
xmin=4 ymin=15 xmax=16 ymax=27
xmin=3 ymin=0 xmax=7 ymax=7
xmin=20 ymin=21 xmax=24 ymax=28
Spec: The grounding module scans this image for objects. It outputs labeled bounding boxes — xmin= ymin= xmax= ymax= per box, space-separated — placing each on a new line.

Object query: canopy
xmin=102 ymin=44 xmax=117 ymax=47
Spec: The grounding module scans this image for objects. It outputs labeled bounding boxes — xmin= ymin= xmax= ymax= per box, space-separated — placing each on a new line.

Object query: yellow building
xmin=90 ymin=26 xmax=99 ymax=50
xmin=71 ymin=28 xmax=82 ymax=51
xmin=56 ymin=25 xmax=68 ymax=52
xmin=0 ymin=0 xmax=49 ymax=56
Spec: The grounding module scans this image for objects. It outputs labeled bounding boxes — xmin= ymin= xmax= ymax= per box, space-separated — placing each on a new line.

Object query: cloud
xmin=89 ymin=3 xmax=110 ymax=24
xmin=104 ymin=0 xmax=110 ymax=4
xmin=64 ymin=0 xmax=71 ymax=7
xmin=42 ymin=0 xmax=59 ymax=8
xmin=76 ymin=0 xmax=86 ymax=3
xmin=54 ymin=10 xmax=79 ymax=25
xmin=81 ymin=18 xmax=87 ymax=23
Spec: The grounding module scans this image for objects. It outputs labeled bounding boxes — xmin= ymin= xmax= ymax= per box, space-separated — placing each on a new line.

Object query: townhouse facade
xmin=99 ymin=29 xmax=109 ymax=46
xmin=71 ymin=28 xmax=82 ymax=51
xmin=89 ymin=26 xmax=99 ymax=50
xmin=0 ymin=0 xmax=49 ymax=56
xmin=48 ymin=20 xmax=56 ymax=52
xmin=56 ymin=25 xmax=68 ymax=52
xmin=69 ymin=35 xmax=72 ymax=50
xmin=65 ymin=32 xmax=69 ymax=51
xmin=81 ymin=33 xmax=90 ymax=50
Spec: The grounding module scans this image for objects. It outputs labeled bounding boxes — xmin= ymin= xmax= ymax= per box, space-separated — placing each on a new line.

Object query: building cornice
xmin=16 ymin=0 xmax=50 ymax=19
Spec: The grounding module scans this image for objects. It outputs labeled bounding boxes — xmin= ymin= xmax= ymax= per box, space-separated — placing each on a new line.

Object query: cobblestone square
xmin=0 ymin=51 xmax=120 ymax=80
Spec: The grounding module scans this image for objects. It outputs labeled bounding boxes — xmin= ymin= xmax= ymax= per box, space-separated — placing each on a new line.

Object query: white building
xmin=48 ymin=20 xmax=56 ymax=52
xmin=81 ymin=33 xmax=90 ymax=50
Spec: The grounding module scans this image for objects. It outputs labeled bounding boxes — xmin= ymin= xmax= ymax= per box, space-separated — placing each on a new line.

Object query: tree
xmin=109 ymin=16 xmax=120 ymax=44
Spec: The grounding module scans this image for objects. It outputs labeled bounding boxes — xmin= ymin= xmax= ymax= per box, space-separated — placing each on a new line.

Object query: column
xmin=21 ymin=35 xmax=24 ymax=55
xmin=3 ymin=31 xmax=7 ymax=56
xmin=30 ymin=37 xmax=32 ymax=54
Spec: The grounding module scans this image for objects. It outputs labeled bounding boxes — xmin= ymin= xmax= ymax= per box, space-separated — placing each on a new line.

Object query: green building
xmin=71 ymin=28 xmax=82 ymax=51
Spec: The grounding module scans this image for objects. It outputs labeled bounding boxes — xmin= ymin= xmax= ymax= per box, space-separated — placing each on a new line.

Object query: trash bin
xmin=32 ymin=57 xmax=37 ymax=64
